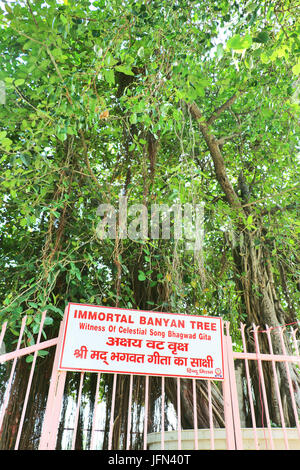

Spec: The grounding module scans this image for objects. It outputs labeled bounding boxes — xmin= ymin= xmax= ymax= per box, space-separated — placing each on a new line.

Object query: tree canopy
xmin=0 ymin=0 xmax=299 ymax=342
xmin=0 ymin=0 xmax=299 ymax=451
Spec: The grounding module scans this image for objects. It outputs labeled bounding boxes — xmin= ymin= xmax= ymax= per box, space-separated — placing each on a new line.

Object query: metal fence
xmin=0 ymin=311 xmax=299 ymax=450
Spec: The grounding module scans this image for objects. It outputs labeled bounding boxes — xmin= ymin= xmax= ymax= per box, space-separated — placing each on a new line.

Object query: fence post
xmin=225 ymin=327 xmax=243 ymax=449
xmin=222 ymin=333 xmax=236 ymax=449
xmin=39 ymin=320 xmax=66 ymax=450
xmin=222 ymin=324 xmax=243 ymax=450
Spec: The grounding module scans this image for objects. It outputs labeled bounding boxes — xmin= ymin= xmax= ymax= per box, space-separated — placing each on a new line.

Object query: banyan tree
xmin=0 ymin=0 xmax=299 ymax=449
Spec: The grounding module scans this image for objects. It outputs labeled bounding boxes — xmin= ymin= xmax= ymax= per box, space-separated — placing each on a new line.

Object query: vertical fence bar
xmin=71 ymin=371 xmax=85 ymax=450
xmin=240 ymin=324 xmax=259 ymax=449
xmin=208 ymin=380 xmax=215 ymax=449
xmin=177 ymin=377 xmax=181 ymax=450
xmin=0 ymin=316 xmax=27 ymax=433
xmin=161 ymin=376 xmax=165 ymax=450
xmin=192 ymin=378 xmax=198 ymax=450
xmin=253 ymin=325 xmax=274 ymax=449
xmin=143 ymin=375 xmax=149 ymax=450
xmin=278 ymin=327 xmax=300 ymax=440
xmin=108 ymin=373 xmax=117 ymax=450
xmin=15 ymin=311 xmax=47 ymax=450
xmin=265 ymin=325 xmax=289 ymax=450
xmin=90 ymin=372 xmax=101 ymax=450
xmin=222 ymin=333 xmax=236 ymax=450
xmin=225 ymin=323 xmax=243 ymax=449
xmin=39 ymin=320 xmax=67 ymax=450
xmin=126 ymin=374 xmax=133 ymax=450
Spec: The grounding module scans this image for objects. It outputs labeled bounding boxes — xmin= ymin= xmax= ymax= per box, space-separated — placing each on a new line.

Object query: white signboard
xmin=59 ymin=303 xmax=225 ymax=380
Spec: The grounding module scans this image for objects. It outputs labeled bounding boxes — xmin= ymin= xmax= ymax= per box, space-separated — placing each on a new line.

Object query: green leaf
xmin=227 ymin=34 xmax=252 ymax=51
xmin=20 ymin=218 xmax=27 ymax=227
xmin=104 ymin=69 xmax=115 ymax=85
xmin=15 ymin=79 xmax=25 ymax=87
xmin=138 ymin=271 xmax=146 ymax=281
xmin=247 ymin=215 xmax=253 ymax=225
xmin=137 ymin=46 xmax=144 ymax=58
xmin=292 ymin=60 xmax=300 ymax=75
xmin=57 ymin=132 xmax=67 ymax=141
xmin=22 ymin=40 xmax=32 ymax=50
xmin=38 ymin=350 xmax=49 ymax=357
xmin=216 ymin=43 xmax=224 ymax=59
xmin=60 ymin=14 xmax=68 ymax=25
xmin=115 ymin=65 xmax=135 ymax=76
xmin=253 ymin=31 xmax=269 ymax=44
xmin=130 ymin=113 xmax=137 ymax=124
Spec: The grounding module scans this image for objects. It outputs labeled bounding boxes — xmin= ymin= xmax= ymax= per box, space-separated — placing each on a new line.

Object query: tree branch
xmin=261 ymin=203 xmax=299 ymax=216
xmin=79 ymin=130 xmax=103 ymax=193
xmin=217 ymin=133 xmax=240 ymax=146
xmin=46 ymin=47 xmax=73 ymax=105
xmin=26 ymin=0 xmax=38 ymax=27
xmin=242 ymin=185 xmax=300 ymax=211
xmin=207 ymin=92 xmax=240 ymax=126
xmin=188 ymin=101 xmax=242 ymax=210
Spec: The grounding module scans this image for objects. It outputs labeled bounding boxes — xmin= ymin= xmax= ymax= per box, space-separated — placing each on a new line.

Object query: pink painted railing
xmin=229 ymin=322 xmax=300 ymax=450
xmin=0 ymin=314 xmax=299 ymax=450
xmin=0 ymin=312 xmax=59 ymax=449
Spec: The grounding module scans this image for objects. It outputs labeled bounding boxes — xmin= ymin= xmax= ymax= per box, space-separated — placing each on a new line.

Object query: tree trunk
xmin=231 ymin=226 xmax=300 ymax=426
xmin=188 ymin=98 xmax=300 ymax=428
xmin=164 ymin=377 xmax=225 ymax=429
xmin=0 ymin=348 xmax=55 ymax=450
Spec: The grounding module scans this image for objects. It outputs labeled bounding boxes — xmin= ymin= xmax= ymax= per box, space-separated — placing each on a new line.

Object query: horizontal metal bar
xmin=232 ymin=351 xmax=300 ymax=363
xmin=0 ymin=337 xmax=59 ymax=363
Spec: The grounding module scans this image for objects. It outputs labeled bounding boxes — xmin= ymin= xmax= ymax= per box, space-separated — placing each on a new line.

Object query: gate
xmin=0 ymin=311 xmax=299 ymax=450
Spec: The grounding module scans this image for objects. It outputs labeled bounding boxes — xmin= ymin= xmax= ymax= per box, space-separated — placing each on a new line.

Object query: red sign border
xmin=58 ymin=302 xmax=225 ymax=380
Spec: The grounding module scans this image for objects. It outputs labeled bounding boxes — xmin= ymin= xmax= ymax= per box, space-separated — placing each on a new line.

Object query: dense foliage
xmin=0 ymin=0 xmax=299 ymax=450
xmin=0 ymin=0 xmax=299 ymax=341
